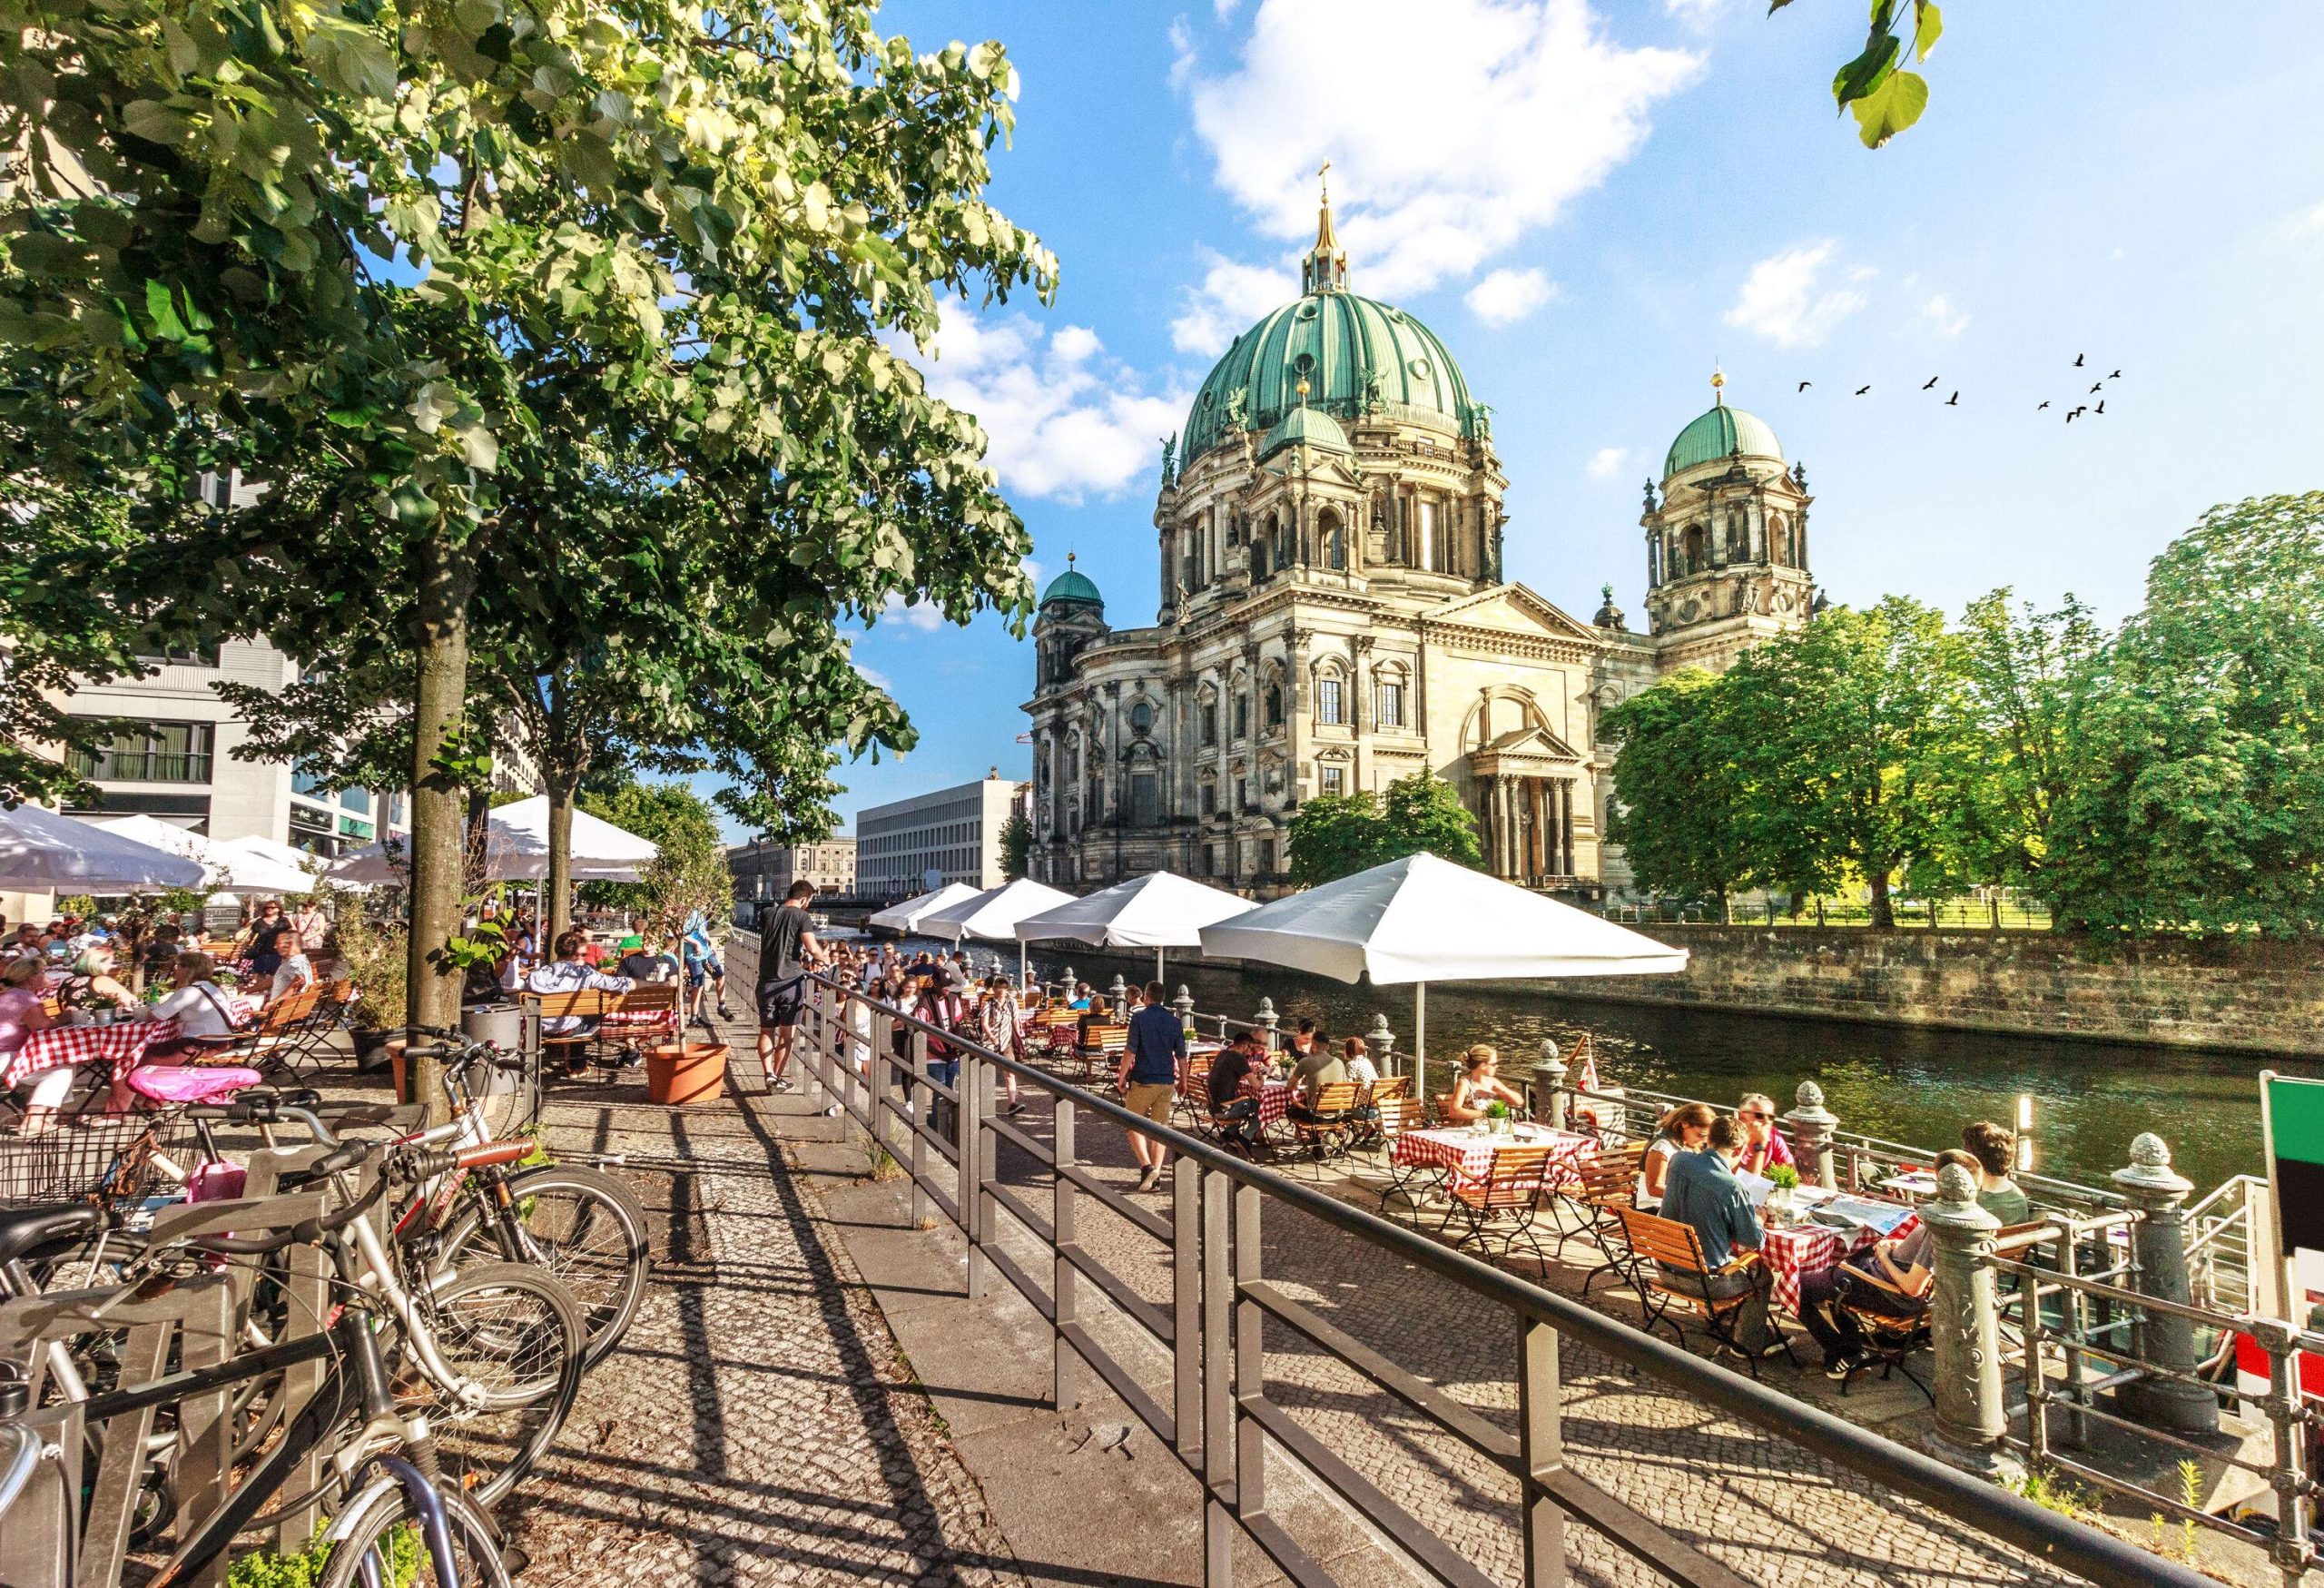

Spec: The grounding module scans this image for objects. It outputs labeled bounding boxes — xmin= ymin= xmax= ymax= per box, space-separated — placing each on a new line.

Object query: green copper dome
xmin=1256 ymin=402 xmax=1352 ymax=461
xmin=1664 ymin=400 xmax=1783 ymax=478
xmin=1038 ymin=560 xmax=1103 ymax=609
xmin=1183 ymin=291 xmax=1482 ymax=466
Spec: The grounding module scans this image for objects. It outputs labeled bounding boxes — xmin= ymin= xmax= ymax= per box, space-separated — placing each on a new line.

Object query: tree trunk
xmin=1867 ymin=869 xmax=1894 ymax=931
xmin=407 ymin=531 xmax=476 ymax=1121
xmin=547 ymin=774 xmax=576 ymax=950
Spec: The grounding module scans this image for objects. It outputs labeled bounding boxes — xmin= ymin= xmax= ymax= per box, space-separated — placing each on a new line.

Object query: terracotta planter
xmin=645 ymin=1041 xmax=729 ymax=1106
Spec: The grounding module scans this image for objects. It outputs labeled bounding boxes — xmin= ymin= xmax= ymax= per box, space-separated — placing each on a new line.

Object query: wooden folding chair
xmin=1835 ymin=1293 xmax=1933 ymax=1402
xmin=1288 ymin=1081 xmax=1361 ymax=1168
xmin=1350 ymin=1075 xmax=1409 ymax=1150
xmin=1613 ymin=1207 xmax=1796 ymax=1377
xmin=1173 ymin=1053 xmax=1215 ymax=1131
xmin=1437 ymin=1145 xmax=1557 ymax=1265
xmin=187 ymin=985 xmax=320 ymax=1072
xmin=1076 ymin=1022 xmax=1128 ymax=1084
xmin=1572 ymin=1140 xmax=1648 ymax=1297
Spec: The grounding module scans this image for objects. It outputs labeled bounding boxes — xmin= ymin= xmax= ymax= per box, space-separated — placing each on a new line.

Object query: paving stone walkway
xmin=493 ymin=1039 xmax=1029 ymax=1588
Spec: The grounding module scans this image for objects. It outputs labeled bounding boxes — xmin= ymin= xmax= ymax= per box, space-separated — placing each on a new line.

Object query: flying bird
xmin=1797 ymin=380 xmax=1811 ymax=391
xmin=2109 ymin=369 xmax=2122 ymax=380
xmin=1945 ymin=391 xmax=1960 ymax=406
xmin=2037 ymin=401 xmax=2051 ymax=411
xmin=2094 ymin=400 xmax=2105 ymax=415
xmin=2090 ymin=382 xmax=2103 ymax=394
xmin=2068 ymin=406 xmax=2088 ymax=421
xmin=1922 ymin=375 xmax=1940 ymax=390
xmin=2074 ymin=353 xmax=2086 ymax=367
xmin=1855 ymin=384 xmax=1872 ymax=396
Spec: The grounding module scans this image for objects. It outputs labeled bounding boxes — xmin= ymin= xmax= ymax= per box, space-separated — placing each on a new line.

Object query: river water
xmin=869 ymin=935 xmax=2319 ymax=1197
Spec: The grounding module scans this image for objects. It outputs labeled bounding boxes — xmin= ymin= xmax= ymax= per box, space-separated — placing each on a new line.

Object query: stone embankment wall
xmin=1553 ymin=928 xmax=2324 ymax=1056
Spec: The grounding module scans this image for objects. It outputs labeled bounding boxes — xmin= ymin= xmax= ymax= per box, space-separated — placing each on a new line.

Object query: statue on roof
xmin=1361 ymin=370 xmax=1382 ymax=414
xmin=1221 ymin=386 xmax=1248 ymax=429
xmin=1791 ymin=460 xmax=1808 ymax=490
xmin=1159 ymin=430 xmax=1177 ymax=487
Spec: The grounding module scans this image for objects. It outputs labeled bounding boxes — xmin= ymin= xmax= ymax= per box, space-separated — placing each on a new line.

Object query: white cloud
xmin=1180 ymin=0 xmax=1699 ymax=302
xmin=1664 ymin=0 xmax=1728 ymax=22
xmin=1021 ymin=557 xmax=1046 ymax=589
xmin=1916 ymin=292 xmax=1970 ymax=338
xmin=1586 ymin=445 xmax=1630 ymax=479
xmin=855 ymin=662 xmax=895 ymax=691
xmin=1466 ymin=266 xmax=1560 ymax=324
xmin=1167 ymin=15 xmax=1197 ymax=89
xmin=1171 ymin=248 xmax=1299 ymax=355
xmin=1214 ymin=0 xmax=1241 ymax=15
xmin=1723 ymin=242 xmax=1872 ymax=349
xmin=915 ymin=304 xmax=1191 ymax=506
xmin=2290 ymin=200 xmax=2324 ymax=236
xmin=878 ymin=593 xmax=948 ymax=633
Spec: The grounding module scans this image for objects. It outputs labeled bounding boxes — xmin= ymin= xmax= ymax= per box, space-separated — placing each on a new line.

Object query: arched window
xmin=1683 ymin=522 xmax=1708 ymax=575
xmin=1768 ymin=515 xmax=1791 ymax=567
xmin=1129 ymin=699 xmax=1154 ymax=735
xmin=1264 ymin=683 xmax=1285 ymax=732
xmin=1320 ymin=508 xmax=1346 ymax=570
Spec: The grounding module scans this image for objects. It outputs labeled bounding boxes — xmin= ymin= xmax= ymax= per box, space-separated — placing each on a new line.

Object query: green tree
xmin=2046 ymin=492 xmax=2324 ymax=937
xmin=1722 ymin=597 xmax=1972 ymax=927
xmin=1600 ymin=669 xmax=1754 ymax=910
xmin=1285 ymin=773 xmax=1481 ymax=886
xmin=998 ymin=811 xmax=1033 ymax=881
xmin=1771 ymin=0 xmax=1945 ymax=147
xmin=1938 ymin=589 xmax=2108 ymax=892
xmin=2 ymin=1 xmax=1054 ymax=1077
xmin=576 ymin=778 xmax=733 ymax=938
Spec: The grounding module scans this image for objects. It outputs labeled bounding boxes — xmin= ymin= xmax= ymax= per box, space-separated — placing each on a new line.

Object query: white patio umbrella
xmin=328 ymin=798 xmax=656 ymax=885
xmin=213 ymin=835 xmax=339 ymax=889
xmin=1197 ymin=853 xmax=1688 ymax=1098
xmin=916 ymin=877 xmax=1076 ymax=984
xmin=867 ymin=881 xmax=982 ymax=934
xmin=0 ymin=805 xmax=207 ymax=892
xmin=86 ymin=814 xmax=317 ymax=894
xmin=1012 ymin=871 xmax=1256 ymax=982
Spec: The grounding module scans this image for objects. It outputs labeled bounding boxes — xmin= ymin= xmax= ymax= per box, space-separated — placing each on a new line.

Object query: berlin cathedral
xmin=1023 ymin=189 xmax=1820 ymax=899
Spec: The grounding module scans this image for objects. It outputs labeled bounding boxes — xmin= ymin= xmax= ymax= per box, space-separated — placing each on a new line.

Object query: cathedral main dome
xmin=1179 ymin=187 xmax=1485 ymax=467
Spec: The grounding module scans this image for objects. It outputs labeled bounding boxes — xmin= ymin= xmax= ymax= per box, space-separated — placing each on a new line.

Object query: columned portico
xmin=1470 ymin=747 xmax=1581 ymax=887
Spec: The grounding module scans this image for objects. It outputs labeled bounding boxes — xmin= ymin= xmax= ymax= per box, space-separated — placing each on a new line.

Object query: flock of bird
xmin=1791 ymin=354 xmax=2123 ymax=421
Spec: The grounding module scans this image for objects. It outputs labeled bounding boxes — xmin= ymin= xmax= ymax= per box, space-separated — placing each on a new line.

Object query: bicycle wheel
xmin=437 ymin=1166 xmax=649 ymax=1370
xmin=399 ymin=1261 xmax=584 ymax=1510
xmin=318 ymin=1478 xmax=513 ymax=1588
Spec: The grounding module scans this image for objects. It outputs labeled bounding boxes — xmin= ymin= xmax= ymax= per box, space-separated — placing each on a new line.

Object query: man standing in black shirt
xmin=756 ymin=880 xmax=823 ymax=1092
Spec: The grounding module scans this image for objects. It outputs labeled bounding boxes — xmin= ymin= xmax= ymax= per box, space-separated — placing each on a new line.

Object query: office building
xmin=857 ymin=774 xmax=1019 ymax=902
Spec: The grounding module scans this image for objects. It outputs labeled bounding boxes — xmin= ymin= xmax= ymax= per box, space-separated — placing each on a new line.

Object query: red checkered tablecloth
xmin=4 ymin=1019 xmax=182 ymax=1090
xmin=1763 ymin=1213 xmax=1921 ymax=1316
xmin=1250 ymin=1077 xmax=1294 ymax=1129
xmin=1392 ymin=1125 xmax=1598 ymax=1187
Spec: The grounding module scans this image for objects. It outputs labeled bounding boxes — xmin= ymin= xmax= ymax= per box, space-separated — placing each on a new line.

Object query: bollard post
xmin=1173 ymin=984 xmax=1196 ymax=1028
xmin=1922 ymin=1162 xmax=2016 ymax=1478
xmin=1108 ymin=973 xmax=1129 ymax=1017
xmin=1783 ymin=1080 xmax=1840 ymax=1190
xmin=1367 ymin=1012 xmax=1396 ymax=1070
xmin=1531 ymin=1040 xmax=1568 ymax=1129
xmin=1255 ymin=997 xmax=1279 ymax=1052
xmin=2112 ymin=1133 xmax=2219 ymax=1435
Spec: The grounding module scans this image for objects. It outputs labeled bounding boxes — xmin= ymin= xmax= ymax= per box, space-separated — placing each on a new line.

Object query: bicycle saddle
xmin=0 ymin=1203 xmax=103 ymax=1267
xmin=126 ymin=1066 xmax=264 ymax=1105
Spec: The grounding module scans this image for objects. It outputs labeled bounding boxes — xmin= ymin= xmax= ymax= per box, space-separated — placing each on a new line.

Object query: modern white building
xmin=856 ymin=774 xmax=1020 ymax=902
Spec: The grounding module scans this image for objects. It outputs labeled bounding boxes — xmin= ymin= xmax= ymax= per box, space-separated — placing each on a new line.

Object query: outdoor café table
xmin=2 ymin=1017 xmax=182 ymax=1092
xmin=1248 ymin=1075 xmax=1295 ymax=1130
xmin=1762 ymin=1209 xmax=1923 ymax=1317
xmin=1391 ymin=1123 xmax=1599 ymax=1188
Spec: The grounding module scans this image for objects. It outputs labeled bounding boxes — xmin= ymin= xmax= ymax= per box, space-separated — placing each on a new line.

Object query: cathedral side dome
xmin=1179 ymin=183 xmax=1483 ymax=468
xmin=1663 ymin=385 xmax=1784 ymax=478
xmin=1038 ymin=556 xmax=1103 ymax=611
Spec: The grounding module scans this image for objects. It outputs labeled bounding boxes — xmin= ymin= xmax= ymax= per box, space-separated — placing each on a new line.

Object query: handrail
xmin=787 ymin=965 xmax=2213 ymax=1588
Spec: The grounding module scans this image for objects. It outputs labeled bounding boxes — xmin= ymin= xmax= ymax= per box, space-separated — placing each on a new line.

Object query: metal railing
xmin=777 ymin=965 xmax=2209 ymax=1588
xmin=2185 ymin=1174 xmax=2267 ymax=1317
xmin=1986 ymin=1235 xmax=2319 ymax=1587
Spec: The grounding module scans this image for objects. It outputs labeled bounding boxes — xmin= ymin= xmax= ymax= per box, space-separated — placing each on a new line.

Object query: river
xmin=865 ymin=934 xmax=2318 ymax=1197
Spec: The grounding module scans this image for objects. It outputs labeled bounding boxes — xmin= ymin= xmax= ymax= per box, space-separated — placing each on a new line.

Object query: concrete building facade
xmin=857 ymin=775 xmax=1019 ymax=902
xmin=1024 ymin=190 xmax=1817 ymax=900
xmin=729 ymin=836 xmax=858 ymax=902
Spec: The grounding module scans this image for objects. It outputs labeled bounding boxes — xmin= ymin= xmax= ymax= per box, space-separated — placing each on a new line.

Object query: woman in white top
xmin=1636 ymin=1103 xmax=1715 ymax=1212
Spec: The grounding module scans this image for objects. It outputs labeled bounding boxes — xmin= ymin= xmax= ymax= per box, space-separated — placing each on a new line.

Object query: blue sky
xmin=707 ymin=0 xmax=2324 ymax=841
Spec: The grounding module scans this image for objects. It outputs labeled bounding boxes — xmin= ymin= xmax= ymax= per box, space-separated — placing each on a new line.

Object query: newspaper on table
xmin=1809 ymin=1194 xmax=1915 ymax=1237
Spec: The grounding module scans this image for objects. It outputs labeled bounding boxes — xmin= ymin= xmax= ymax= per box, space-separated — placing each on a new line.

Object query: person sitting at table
xmin=1206 ymin=1028 xmax=1268 ymax=1159
xmin=0 ymin=954 xmax=64 ymax=1125
xmin=1442 ymin=1045 xmax=1525 ymax=1125
xmin=62 ymin=946 xmax=142 ymax=1017
xmin=270 ymin=942 xmax=318 ymax=1001
xmin=145 ymin=951 xmax=247 ymax=1052
xmin=528 ymin=931 xmax=635 ymax=1073
xmin=1340 ymin=1036 xmax=1380 ymax=1088
xmin=1068 ymin=982 xmax=1095 ymax=1011
xmin=1286 ymin=1028 xmax=1349 ymax=1130
xmin=1659 ymin=1114 xmax=1778 ymax=1355
xmin=1637 ymin=1102 xmax=1714 ymax=1212
xmin=1736 ymin=1093 xmax=1795 ymax=1177
xmin=1794 ymin=1148 xmax=1966 ymax=1376
xmin=1962 ymin=1121 xmax=2033 ymax=1225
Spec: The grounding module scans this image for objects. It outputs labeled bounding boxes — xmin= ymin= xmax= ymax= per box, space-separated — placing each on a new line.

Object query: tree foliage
xmin=998 ymin=810 xmax=1032 ymax=881
xmin=1285 ymin=773 xmax=1482 ymax=887
xmin=1601 ymin=669 xmax=1754 ymax=908
xmin=1771 ymin=0 xmax=1945 ymax=148
xmin=576 ymin=777 xmax=732 ymax=936
xmin=2045 ymin=492 xmax=2324 ymax=937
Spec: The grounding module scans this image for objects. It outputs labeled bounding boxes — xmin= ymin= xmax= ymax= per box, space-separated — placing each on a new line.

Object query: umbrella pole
xmin=1157 ymin=945 xmax=1165 ymax=984
xmin=1414 ymin=981 xmax=1427 ymax=1102
xmin=1019 ymin=940 xmax=1028 ymax=991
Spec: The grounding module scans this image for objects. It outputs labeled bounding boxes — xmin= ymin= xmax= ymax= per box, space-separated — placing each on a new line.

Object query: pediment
xmin=1423 ymin=582 xmax=1604 ymax=644
xmin=1473 ymin=723 xmax=1586 ymax=764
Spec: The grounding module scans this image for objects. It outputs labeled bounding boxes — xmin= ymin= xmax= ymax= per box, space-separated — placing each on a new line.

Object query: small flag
xmin=1575 ymin=1033 xmax=1599 ymax=1095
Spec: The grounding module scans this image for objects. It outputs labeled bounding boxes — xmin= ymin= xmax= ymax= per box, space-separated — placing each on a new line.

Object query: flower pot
xmin=645 ymin=1041 xmax=729 ymax=1107
xmin=352 ymin=1027 xmax=395 ymax=1073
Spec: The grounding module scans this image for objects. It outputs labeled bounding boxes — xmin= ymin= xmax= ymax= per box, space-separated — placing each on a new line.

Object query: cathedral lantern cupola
xmin=1300 ymin=165 xmax=1349 ymax=295
xmin=1640 ymin=370 xmax=1817 ymax=665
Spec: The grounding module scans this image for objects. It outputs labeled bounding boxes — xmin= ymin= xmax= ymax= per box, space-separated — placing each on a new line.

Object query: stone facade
xmin=1025 ymin=193 xmax=1816 ymax=899
xmin=1550 ymin=926 xmax=2324 ymax=1055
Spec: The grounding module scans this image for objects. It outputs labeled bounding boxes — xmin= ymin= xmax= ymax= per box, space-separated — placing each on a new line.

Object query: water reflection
xmin=874 ymin=935 xmax=2317 ymax=1194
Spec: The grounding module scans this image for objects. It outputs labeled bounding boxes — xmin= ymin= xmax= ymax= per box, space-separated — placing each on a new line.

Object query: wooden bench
xmin=523 ymin=989 xmax=615 ymax=1072
xmin=1612 ymin=1207 xmax=1795 ymax=1376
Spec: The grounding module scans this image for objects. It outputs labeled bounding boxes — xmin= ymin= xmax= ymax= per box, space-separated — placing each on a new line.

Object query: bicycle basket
xmin=0 ymin=1113 xmax=192 ymax=1206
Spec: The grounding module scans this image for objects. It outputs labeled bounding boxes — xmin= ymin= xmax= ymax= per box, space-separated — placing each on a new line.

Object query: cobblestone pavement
xmin=757 ymin=988 xmax=2116 ymax=1588
xmin=484 ymin=1036 xmax=1029 ymax=1588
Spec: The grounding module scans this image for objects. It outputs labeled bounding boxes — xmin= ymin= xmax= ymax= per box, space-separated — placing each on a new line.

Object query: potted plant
xmin=332 ymin=906 xmax=409 ymax=1079
xmin=1482 ymin=1099 xmax=1512 ymax=1136
xmin=1765 ymin=1162 xmax=1802 ymax=1224
xmin=645 ymin=1040 xmax=730 ymax=1106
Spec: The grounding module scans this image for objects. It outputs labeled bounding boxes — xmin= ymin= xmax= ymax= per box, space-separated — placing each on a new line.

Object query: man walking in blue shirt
xmin=1116 ymin=980 xmax=1187 ymax=1194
